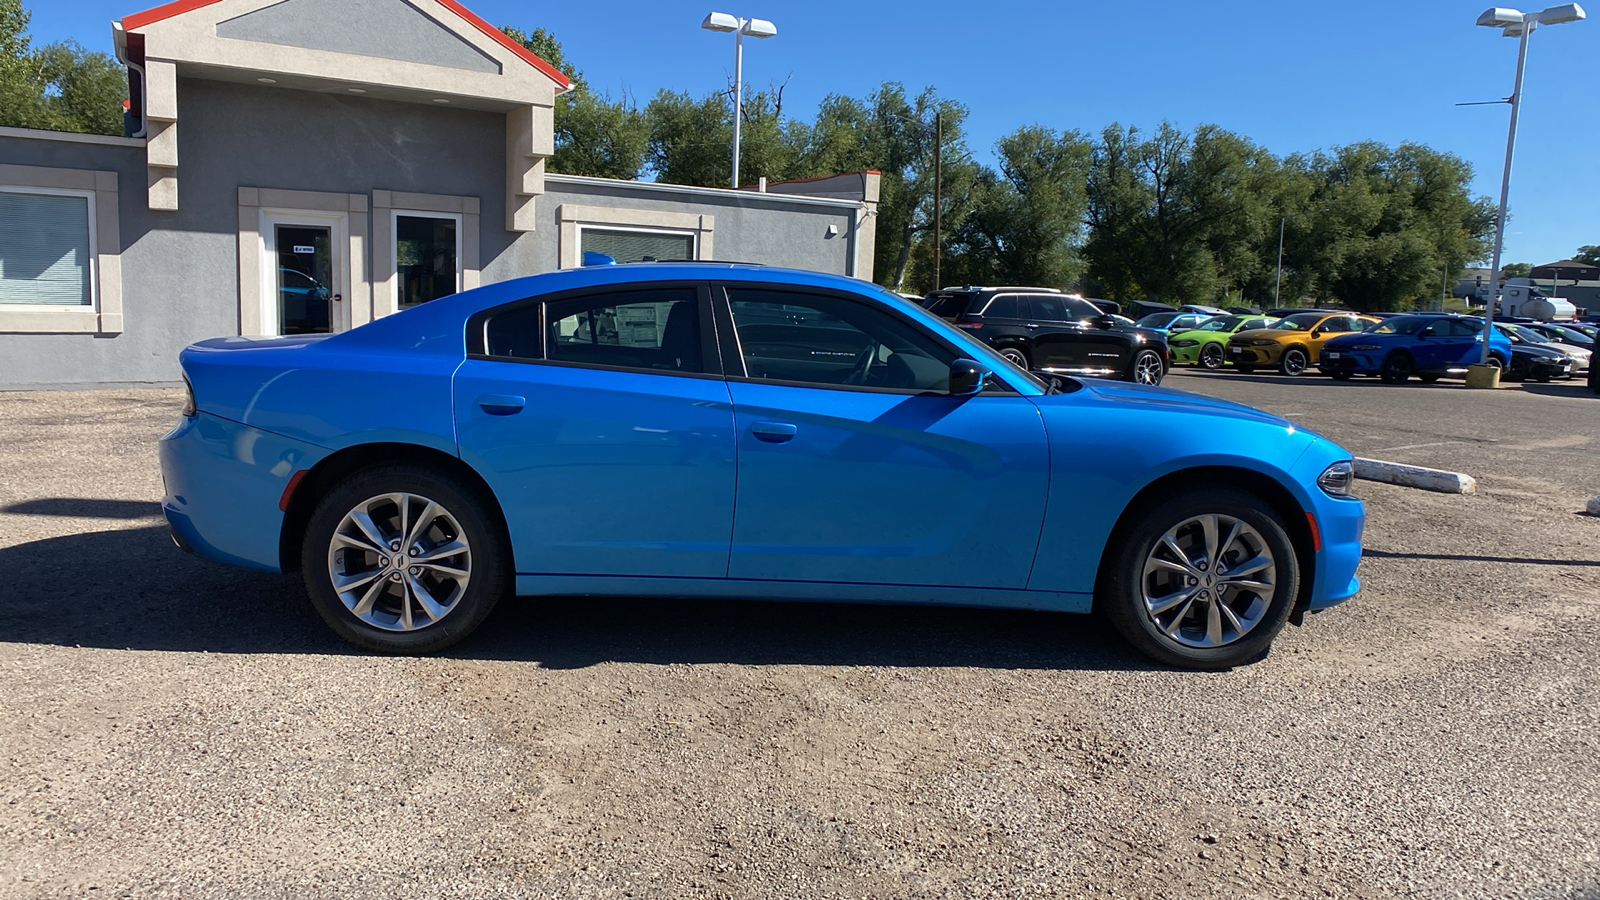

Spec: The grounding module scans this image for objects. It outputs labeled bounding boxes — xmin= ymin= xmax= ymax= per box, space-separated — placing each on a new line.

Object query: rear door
xmin=453 ymin=284 xmax=738 ymax=579
xmin=1030 ymin=294 xmax=1124 ymax=373
xmin=719 ymin=284 xmax=1050 ymax=589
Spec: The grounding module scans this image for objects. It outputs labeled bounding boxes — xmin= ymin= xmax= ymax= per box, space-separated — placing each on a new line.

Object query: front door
xmin=721 ymin=285 xmax=1050 ymax=589
xmin=261 ymin=211 xmax=346 ymax=335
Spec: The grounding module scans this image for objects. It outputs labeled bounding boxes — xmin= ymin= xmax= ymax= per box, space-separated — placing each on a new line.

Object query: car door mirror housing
xmin=1093 ymin=315 xmax=1117 ymax=330
xmin=1310 ymin=329 xmax=1323 ymax=338
xmin=949 ymin=358 xmax=992 ymax=396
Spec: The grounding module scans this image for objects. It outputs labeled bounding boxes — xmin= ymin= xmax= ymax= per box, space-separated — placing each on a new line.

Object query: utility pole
xmin=933 ymin=111 xmax=942 ymax=292
xmin=1273 ymin=217 xmax=1284 ymax=306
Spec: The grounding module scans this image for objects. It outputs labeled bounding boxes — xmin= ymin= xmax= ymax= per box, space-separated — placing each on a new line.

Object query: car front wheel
xmin=301 ymin=464 xmax=508 ymax=653
xmin=1199 ymin=343 xmax=1225 ymax=370
xmin=1380 ymin=352 xmax=1413 ymax=384
xmin=1279 ymin=347 xmax=1309 ymax=377
xmin=1100 ymin=488 xmax=1300 ymax=669
xmin=1130 ymin=349 xmax=1165 ymax=385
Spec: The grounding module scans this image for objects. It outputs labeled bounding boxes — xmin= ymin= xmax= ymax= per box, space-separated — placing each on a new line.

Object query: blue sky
xmin=24 ymin=0 xmax=1599 ymax=265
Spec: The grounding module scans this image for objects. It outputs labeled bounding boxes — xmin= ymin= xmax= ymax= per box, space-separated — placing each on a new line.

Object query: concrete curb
xmin=1354 ymin=458 xmax=1477 ymax=494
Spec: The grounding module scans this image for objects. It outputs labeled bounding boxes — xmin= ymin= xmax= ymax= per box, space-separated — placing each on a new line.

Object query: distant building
xmin=0 ymin=0 xmax=880 ymax=387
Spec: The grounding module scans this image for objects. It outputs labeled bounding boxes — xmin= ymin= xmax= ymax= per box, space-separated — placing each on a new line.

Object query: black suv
xmin=922 ymin=286 xmax=1168 ymax=384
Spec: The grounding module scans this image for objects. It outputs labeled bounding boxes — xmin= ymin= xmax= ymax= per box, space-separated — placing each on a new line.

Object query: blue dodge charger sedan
xmin=1319 ymin=313 xmax=1511 ymax=383
xmin=160 ymin=263 xmax=1363 ymax=669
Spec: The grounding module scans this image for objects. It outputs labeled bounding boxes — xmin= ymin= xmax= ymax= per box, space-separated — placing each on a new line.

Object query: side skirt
xmin=513 ymin=575 xmax=1093 ymax=614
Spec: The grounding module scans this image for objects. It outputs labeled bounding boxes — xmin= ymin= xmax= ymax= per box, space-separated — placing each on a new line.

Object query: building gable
xmin=217 ymin=0 xmax=502 ymax=75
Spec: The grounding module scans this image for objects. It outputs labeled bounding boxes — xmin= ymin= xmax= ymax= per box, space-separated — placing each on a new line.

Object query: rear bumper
xmin=159 ymin=412 xmax=329 ymax=573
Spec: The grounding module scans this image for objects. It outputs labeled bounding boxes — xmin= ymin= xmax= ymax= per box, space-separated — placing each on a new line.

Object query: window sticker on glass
xmin=292 ymin=245 xmax=316 ymax=255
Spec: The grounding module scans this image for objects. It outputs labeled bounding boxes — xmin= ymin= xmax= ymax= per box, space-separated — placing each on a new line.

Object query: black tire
xmin=1099 ymin=488 xmax=1301 ymax=670
xmin=1128 ymin=349 xmax=1165 ymax=385
xmin=1535 ymin=373 xmax=1553 ymax=383
xmin=1279 ymin=347 xmax=1310 ymax=377
xmin=1199 ymin=343 xmax=1225 ymax=370
xmin=301 ymin=464 xmax=509 ymax=654
xmin=1234 ymin=365 xmax=1256 ymax=374
xmin=1330 ymin=372 xmax=1352 ymax=381
xmin=998 ymin=346 xmax=1031 ymax=371
xmin=1418 ymin=374 xmax=1440 ymax=384
xmin=1589 ymin=361 xmax=1599 ymax=395
xmin=1379 ymin=352 xmax=1413 ymax=384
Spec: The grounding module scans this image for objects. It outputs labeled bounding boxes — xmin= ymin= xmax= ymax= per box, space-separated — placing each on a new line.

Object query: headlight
xmin=1318 ymin=460 xmax=1355 ymax=497
xmin=1346 ymin=344 xmax=1382 ymax=351
xmin=1248 ymin=339 xmax=1279 ymax=346
xmin=1171 ymin=339 xmax=1198 ymax=347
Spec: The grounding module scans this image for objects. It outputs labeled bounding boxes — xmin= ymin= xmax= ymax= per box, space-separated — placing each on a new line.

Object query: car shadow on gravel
xmin=1515 ymin=381 xmax=1596 ymax=400
xmin=0 ymin=524 xmax=1154 ymax=671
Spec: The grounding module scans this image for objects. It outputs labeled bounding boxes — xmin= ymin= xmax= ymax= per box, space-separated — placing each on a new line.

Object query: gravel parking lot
xmin=2 ymin=371 xmax=1597 ymax=899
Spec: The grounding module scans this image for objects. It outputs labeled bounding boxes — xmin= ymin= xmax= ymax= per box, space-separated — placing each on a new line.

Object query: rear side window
xmin=484 ymin=287 xmax=705 ymax=373
xmin=984 ymin=295 xmax=1022 ymax=319
xmin=1030 ymin=295 xmax=1067 ymax=321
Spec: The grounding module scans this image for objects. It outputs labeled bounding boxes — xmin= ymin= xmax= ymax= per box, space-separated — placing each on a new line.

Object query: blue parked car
xmin=1319 ymin=313 xmax=1511 ymax=383
xmin=160 ymin=264 xmax=1364 ymax=669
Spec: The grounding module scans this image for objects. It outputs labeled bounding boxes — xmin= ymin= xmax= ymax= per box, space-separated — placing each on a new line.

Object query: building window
xmin=395 ymin=212 xmax=460 ymax=308
xmin=580 ymin=227 xmax=695 ymax=264
xmin=0 ymin=188 xmax=95 ymax=308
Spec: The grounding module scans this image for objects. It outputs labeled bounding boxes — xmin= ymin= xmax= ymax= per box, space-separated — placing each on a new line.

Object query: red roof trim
xmin=120 ymin=0 xmax=570 ymax=90
xmin=123 ymin=0 xmax=220 ymax=31
xmin=434 ymin=0 xmax=570 ymax=90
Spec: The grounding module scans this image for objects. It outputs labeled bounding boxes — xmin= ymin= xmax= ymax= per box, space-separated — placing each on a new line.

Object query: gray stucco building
xmin=0 ymin=0 xmax=879 ymax=387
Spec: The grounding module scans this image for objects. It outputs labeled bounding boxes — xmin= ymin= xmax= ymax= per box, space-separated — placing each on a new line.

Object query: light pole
xmin=701 ymin=12 xmax=777 ymax=189
xmin=1472 ymin=3 xmax=1585 ymax=372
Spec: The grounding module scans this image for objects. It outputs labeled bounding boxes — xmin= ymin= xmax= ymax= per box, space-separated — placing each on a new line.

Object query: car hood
xmin=1231 ymin=327 xmax=1301 ymax=342
xmin=1069 ymin=378 xmax=1297 ymax=429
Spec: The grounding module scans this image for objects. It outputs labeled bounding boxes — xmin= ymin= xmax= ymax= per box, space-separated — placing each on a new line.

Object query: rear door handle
xmin=1025 ymin=323 xmax=1039 ymax=329
xmin=750 ymin=421 xmax=798 ymax=443
xmin=476 ymin=394 xmax=526 ymax=415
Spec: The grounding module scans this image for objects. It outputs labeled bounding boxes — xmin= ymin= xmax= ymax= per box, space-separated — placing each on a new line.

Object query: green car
xmin=1170 ymin=314 xmax=1278 ymax=369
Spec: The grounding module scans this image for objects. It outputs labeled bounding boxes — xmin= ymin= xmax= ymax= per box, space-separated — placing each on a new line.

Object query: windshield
xmin=1369 ymin=316 xmax=1430 ymax=335
xmin=1271 ymin=313 xmax=1325 ymax=331
xmin=1507 ymin=325 xmax=1549 ymax=343
xmin=1187 ymin=315 xmax=1246 ymax=332
xmin=922 ymin=292 xmax=974 ymax=319
xmin=1136 ymin=313 xmax=1179 ymax=328
xmin=1545 ymin=325 xmax=1590 ymax=343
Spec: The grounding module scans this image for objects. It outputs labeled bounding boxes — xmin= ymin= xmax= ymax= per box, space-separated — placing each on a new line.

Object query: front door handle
xmin=1025 ymin=323 xmax=1039 ymax=329
xmin=477 ymin=394 xmax=526 ymax=415
xmin=750 ymin=421 xmax=798 ymax=443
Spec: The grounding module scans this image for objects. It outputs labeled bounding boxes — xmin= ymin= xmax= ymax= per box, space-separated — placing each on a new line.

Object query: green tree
xmin=1574 ymin=246 xmax=1600 ymax=266
xmin=944 ymin=125 xmax=1091 ymax=288
xmin=0 ymin=0 xmax=125 ymax=135
xmin=1501 ymin=262 xmax=1533 ymax=279
xmin=503 ymin=25 xmax=648 ymax=179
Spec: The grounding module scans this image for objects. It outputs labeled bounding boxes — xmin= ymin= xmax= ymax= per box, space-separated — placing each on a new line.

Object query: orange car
xmin=1226 ymin=311 xmax=1380 ymax=376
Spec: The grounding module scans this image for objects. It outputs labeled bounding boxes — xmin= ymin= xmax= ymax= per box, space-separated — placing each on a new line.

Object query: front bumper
xmin=1226 ymin=344 xmax=1282 ymax=365
xmin=160 ymin=412 xmax=329 ymax=573
xmin=1318 ymin=349 xmax=1380 ymax=374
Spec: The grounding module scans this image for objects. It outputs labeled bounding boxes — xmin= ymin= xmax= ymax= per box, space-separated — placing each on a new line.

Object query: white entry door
xmin=260 ymin=209 xmax=348 ymax=336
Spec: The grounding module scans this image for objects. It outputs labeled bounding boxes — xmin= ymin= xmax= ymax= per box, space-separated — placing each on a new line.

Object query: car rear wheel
xmin=1130 ymin=349 xmax=1165 ymax=385
xmin=302 ymin=464 xmax=508 ymax=653
xmin=1100 ymin=488 xmax=1300 ymax=670
xmin=1418 ymin=374 xmax=1440 ymax=384
xmin=1233 ymin=365 xmax=1256 ymax=374
xmin=1279 ymin=347 xmax=1309 ymax=377
xmin=1199 ymin=343 xmax=1225 ymax=370
xmin=1330 ymin=372 xmax=1352 ymax=381
xmin=998 ymin=346 xmax=1031 ymax=370
xmin=1589 ymin=361 xmax=1599 ymax=395
xmin=1380 ymin=352 xmax=1413 ymax=384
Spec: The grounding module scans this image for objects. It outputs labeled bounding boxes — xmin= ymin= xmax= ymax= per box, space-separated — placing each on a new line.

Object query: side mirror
xmin=1093 ymin=315 xmax=1117 ymax=330
xmin=949 ymin=358 xmax=992 ymax=396
xmin=1310 ymin=329 xmax=1323 ymax=338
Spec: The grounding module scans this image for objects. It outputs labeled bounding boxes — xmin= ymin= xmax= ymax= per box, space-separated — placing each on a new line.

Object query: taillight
xmin=181 ymin=375 xmax=196 ymax=417
xmin=955 ymin=319 xmax=983 ymax=330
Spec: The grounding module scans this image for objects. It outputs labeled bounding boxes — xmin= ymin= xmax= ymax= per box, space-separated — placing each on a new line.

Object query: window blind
xmin=582 ymin=228 xmax=694 ymax=265
xmin=0 ymin=191 xmax=92 ymax=307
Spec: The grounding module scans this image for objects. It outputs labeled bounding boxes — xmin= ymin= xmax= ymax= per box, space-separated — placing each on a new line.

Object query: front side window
xmin=0 ymin=189 xmax=93 ymax=307
xmin=728 ymin=288 xmax=956 ymax=392
xmin=1056 ymin=296 xmax=1102 ymax=321
xmin=396 ymin=214 xmax=459 ymax=308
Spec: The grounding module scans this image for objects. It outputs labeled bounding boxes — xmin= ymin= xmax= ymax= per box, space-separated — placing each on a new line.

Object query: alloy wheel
xmin=325 ymin=492 xmax=472 ymax=632
xmin=1281 ymin=349 xmax=1308 ymax=376
xmin=1133 ymin=352 xmax=1164 ymax=385
xmin=1200 ymin=344 xmax=1224 ymax=369
xmin=999 ymin=348 xmax=1029 ymax=370
xmin=1139 ymin=513 xmax=1277 ymax=649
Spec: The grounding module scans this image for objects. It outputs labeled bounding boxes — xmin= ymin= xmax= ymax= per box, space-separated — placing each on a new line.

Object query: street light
xmin=701 ymin=11 xmax=778 ymax=189
xmin=1472 ymin=3 xmax=1585 ymax=375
